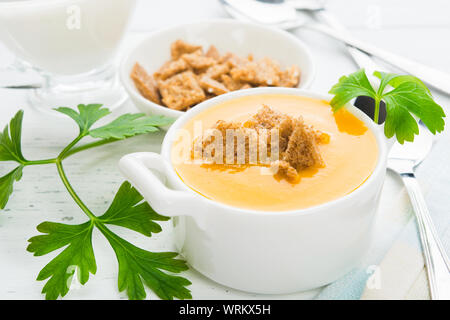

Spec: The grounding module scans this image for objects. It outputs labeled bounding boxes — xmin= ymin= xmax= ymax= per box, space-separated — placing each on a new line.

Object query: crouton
xmin=195 ymin=105 xmax=328 ymax=181
xmin=154 ymin=58 xmax=188 ymax=81
xmin=171 ymin=40 xmax=202 ymax=60
xmin=131 ymin=40 xmax=302 ymax=110
xmin=199 ymin=75 xmax=229 ymax=95
xmin=205 ymin=45 xmax=221 ymax=60
xmin=130 ymin=63 xmax=161 ymax=104
xmin=278 ymin=65 xmax=301 ymax=88
xmin=159 ymin=71 xmax=205 ymax=110
xmin=182 ymin=50 xmax=216 ymax=71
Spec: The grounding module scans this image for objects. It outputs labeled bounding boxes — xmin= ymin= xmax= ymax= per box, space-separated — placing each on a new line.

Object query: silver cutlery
xmin=388 ymin=123 xmax=450 ymax=300
xmin=244 ymin=0 xmax=383 ymax=74
xmin=221 ymin=0 xmax=450 ymax=95
xmin=255 ymin=0 xmax=389 ymax=123
xmin=294 ymin=1 xmax=383 ymax=74
xmin=222 ymin=0 xmax=388 ymax=122
xmin=223 ymin=0 xmax=450 ymax=298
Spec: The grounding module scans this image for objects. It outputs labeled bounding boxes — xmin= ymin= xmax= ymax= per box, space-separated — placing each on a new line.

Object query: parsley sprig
xmin=0 ymin=105 xmax=192 ymax=300
xmin=329 ymin=69 xmax=446 ymax=143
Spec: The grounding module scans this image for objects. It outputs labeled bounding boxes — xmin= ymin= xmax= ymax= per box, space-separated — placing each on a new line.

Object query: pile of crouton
xmin=193 ymin=105 xmax=329 ymax=182
xmin=131 ymin=40 xmax=301 ymax=111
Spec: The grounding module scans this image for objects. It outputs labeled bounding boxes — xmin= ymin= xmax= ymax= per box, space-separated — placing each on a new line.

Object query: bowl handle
xmin=119 ymin=152 xmax=205 ymax=219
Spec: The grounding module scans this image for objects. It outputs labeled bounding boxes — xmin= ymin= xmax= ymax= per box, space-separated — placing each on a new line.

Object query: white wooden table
xmin=0 ymin=0 xmax=449 ymax=300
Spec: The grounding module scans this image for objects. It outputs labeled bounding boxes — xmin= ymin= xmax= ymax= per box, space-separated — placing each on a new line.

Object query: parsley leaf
xmin=382 ymin=82 xmax=445 ymax=140
xmin=0 ymin=110 xmax=27 ymax=163
xmin=329 ymin=69 xmax=445 ymax=143
xmin=27 ymin=221 xmax=96 ymax=300
xmin=97 ymin=182 xmax=190 ymax=300
xmin=0 ymin=166 xmax=23 ymax=209
xmin=99 ymin=228 xmax=192 ymax=300
xmin=329 ymin=69 xmax=376 ymax=111
xmin=28 ymin=181 xmax=191 ymax=300
xmin=89 ymin=114 xmax=173 ymax=140
xmin=55 ymin=104 xmax=173 ymax=142
xmin=374 ymin=71 xmax=431 ymax=95
xmin=383 ymin=98 xmax=419 ymax=143
xmin=98 ymin=181 xmax=169 ymax=237
xmin=1 ymin=104 xmax=187 ymax=300
xmin=55 ymin=104 xmax=110 ymax=134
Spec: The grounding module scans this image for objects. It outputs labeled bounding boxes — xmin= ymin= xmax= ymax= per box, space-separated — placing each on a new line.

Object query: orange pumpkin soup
xmin=171 ymin=94 xmax=379 ymax=211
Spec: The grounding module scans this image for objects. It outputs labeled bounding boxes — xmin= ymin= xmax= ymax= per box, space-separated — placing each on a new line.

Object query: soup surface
xmin=171 ymin=94 xmax=379 ymax=211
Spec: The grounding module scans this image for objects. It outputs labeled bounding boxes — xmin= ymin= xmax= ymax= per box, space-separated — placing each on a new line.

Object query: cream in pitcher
xmin=0 ymin=0 xmax=136 ymax=75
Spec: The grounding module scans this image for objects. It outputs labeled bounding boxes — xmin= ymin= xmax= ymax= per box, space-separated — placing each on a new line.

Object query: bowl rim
xmin=119 ymin=18 xmax=316 ymax=118
xmin=159 ymin=87 xmax=388 ymax=216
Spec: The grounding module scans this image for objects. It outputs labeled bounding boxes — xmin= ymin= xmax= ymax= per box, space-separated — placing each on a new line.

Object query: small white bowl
xmin=120 ymin=19 xmax=315 ymax=119
xmin=119 ymin=88 xmax=389 ymax=294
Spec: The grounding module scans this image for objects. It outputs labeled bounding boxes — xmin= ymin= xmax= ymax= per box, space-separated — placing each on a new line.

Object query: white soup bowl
xmin=119 ymin=87 xmax=388 ymax=294
xmin=120 ymin=19 xmax=315 ymax=119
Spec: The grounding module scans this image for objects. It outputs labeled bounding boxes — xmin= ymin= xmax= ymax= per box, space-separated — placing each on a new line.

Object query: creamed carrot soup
xmin=171 ymin=94 xmax=379 ymax=211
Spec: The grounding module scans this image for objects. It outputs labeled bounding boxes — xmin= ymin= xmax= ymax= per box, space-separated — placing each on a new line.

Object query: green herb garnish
xmin=0 ymin=105 xmax=191 ymax=300
xmin=329 ymin=69 xmax=446 ymax=143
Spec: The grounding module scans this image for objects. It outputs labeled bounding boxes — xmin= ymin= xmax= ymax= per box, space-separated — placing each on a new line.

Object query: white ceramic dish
xmin=119 ymin=19 xmax=315 ymax=119
xmin=119 ymin=87 xmax=389 ymax=294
